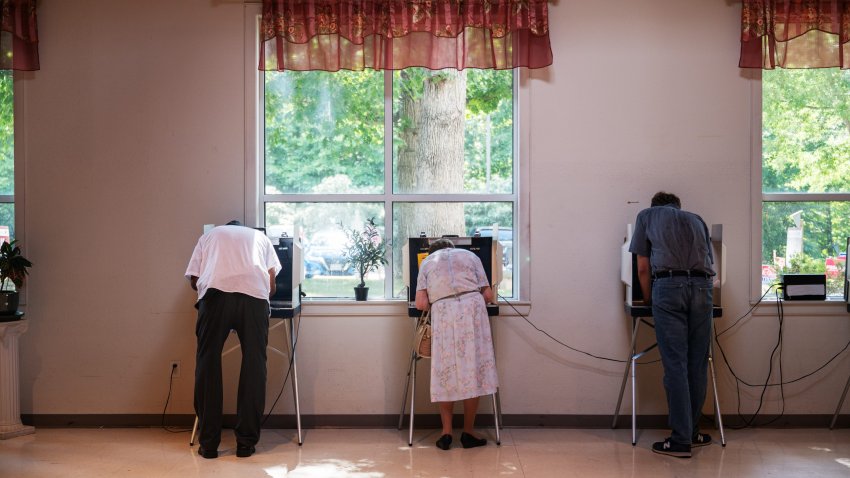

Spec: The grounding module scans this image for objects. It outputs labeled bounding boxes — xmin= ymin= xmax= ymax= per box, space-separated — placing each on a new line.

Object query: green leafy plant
xmin=0 ymin=240 xmax=33 ymax=291
xmin=342 ymin=218 xmax=388 ymax=288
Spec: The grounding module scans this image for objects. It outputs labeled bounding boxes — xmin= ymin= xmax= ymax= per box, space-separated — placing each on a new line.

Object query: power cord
xmin=160 ymin=313 xmax=303 ymax=432
xmin=498 ymin=294 xmax=660 ymax=365
xmin=161 ymin=363 xmax=191 ymax=433
xmin=713 ymin=283 xmax=850 ymax=428
xmin=262 ymin=313 xmax=302 ymax=426
xmin=500 ymin=282 xmax=848 ymax=428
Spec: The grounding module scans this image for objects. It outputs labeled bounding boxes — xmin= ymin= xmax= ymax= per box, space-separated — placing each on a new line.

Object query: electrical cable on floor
xmin=499 ymin=294 xmax=660 ymax=365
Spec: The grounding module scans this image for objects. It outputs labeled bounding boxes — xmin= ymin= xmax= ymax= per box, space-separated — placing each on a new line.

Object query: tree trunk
xmin=395 ymin=70 xmax=468 ymax=295
xmin=397 ymin=70 xmax=467 ymax=237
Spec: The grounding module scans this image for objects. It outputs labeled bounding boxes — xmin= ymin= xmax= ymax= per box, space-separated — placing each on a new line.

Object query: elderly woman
xmin=414 ymin=238 xmax=498 ymax=450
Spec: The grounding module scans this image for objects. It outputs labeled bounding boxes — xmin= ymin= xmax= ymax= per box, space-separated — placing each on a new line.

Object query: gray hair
xmin=428 ymin=238 xmax=455 ymax=253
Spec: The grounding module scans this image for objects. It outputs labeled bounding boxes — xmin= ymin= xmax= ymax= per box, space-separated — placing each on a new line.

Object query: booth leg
xmin=408 ymin=357 xmax=417 ymax=447
xmin=286 ymin=317 xmax=303 ymax=445
xmin=398 ymin=351 xmax=416 ymax=430
xmin=830 ymin=372 xmax=850 ymax=430
xmin=189 ymin=417 xmax=198 ymax=446
xmin=613 ymin=318 xmax=640 ymax=429
xmin=631 ymin=355 xmax=637 ymax=446
xmin=708 ymin=334 xmax=726 ymax=446
xmin=492 ymin=391 xmax=501 ymax=445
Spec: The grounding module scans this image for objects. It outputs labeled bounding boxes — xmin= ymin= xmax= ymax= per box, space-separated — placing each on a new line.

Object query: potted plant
xmin=342 ymin=218 xmax=388 ymax=301
xmin=0 ymin=240 xmax=32 ymax=318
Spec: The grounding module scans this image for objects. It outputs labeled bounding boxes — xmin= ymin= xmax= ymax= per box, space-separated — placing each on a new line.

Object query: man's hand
xmin=189 ymin=276 xmax=198 ymax=291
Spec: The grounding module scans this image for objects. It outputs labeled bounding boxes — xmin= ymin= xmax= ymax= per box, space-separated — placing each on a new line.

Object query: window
xmin=0 ymin=70 xmax=13 ymax=242
xmin=258 ymin=68 xmax=519 ymax=300
xmin=760 ymin=69 xmax=850 ymax=298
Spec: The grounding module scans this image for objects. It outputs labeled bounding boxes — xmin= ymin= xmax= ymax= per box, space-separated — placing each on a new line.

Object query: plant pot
xmin=354 ymin=286 xmax=369 ymax=301
xmin=0 ymin=291 xmax=19 ymax=317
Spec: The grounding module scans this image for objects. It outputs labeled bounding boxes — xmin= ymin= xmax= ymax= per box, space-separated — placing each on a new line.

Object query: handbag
xmin=414 ymin=310 xmax=431 ymax=359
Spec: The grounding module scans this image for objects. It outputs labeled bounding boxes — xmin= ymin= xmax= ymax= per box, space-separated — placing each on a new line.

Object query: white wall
xmin=17 ymin=0 xmax=850 ymax=420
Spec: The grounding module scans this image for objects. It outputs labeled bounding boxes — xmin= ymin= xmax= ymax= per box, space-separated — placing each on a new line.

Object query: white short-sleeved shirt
xmin=185 ymin=225 xmax=282 ymax=302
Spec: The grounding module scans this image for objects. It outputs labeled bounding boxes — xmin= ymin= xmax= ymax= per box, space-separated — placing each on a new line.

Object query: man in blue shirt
xmin=629 ymin=192 xmax=715 ymax=458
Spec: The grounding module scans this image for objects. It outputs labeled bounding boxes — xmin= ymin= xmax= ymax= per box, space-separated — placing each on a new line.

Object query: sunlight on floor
xmin=275 ymin=459 xmax=384 ymax=477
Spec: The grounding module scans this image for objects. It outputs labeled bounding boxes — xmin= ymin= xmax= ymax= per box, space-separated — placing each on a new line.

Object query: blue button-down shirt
xmin=629 ymin=205 xmax=714 ymax=275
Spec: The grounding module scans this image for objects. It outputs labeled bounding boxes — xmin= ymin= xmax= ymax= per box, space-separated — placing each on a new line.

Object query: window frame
xmin=750 ymin=68 xmax=850 ymax=307
xmin=243 ymin=7 xmax=530 ymax=303
xmin=0 ymin=70 xmax=16 ymax=227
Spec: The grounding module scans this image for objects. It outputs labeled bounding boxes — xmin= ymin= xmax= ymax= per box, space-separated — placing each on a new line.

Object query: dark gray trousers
xmin=194 ymin=288 xmax=269 ymax=450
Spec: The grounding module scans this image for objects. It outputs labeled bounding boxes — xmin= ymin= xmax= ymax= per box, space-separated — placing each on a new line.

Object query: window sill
xmin=298 ymin=299 xmax=532 ymax=318
xmin=751 ymin=298 xmax=850 ymax=317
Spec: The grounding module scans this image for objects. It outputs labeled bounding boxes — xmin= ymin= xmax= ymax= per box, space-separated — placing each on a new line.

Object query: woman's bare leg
xmin=439 ymin=402 xmax=454 ymax=435
xmin=462 ymin=397 xmax=480 ymax=435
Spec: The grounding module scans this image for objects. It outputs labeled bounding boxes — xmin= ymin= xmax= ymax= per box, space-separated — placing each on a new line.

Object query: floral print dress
xmin=416 ymin=248 xmax=498 ymax=402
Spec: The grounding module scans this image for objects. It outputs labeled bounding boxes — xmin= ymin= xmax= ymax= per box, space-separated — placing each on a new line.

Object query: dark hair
xmin=428 ymin=238 xmax=455 ymax=253
xmin=651 ymin=192 xmax=681 ymax=209
xmin=225 ymin=220 xmax=242 ymax=226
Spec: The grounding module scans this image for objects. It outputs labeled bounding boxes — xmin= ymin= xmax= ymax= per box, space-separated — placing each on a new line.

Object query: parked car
xmin=472 ymin=226 xmax=512 ymax=269
xmin=304 ymin=229 xmax=355 ymax=276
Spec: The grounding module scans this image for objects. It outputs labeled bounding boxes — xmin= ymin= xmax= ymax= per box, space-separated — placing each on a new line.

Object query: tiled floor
xmin=1 ymin=427 xmax=849 ymax=477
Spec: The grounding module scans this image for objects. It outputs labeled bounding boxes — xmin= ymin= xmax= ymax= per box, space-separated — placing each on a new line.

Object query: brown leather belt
xmin=431 ymin=290 xmax=480 ymax=304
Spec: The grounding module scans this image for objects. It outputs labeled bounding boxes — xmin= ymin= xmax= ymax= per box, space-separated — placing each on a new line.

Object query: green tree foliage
xmin=762 ymin=69 xmax=850 ymax=266
xmin=0 ymin=71 xmax=14 ymax=236
xmin=264 ymin=70 xmax=385 ymax=194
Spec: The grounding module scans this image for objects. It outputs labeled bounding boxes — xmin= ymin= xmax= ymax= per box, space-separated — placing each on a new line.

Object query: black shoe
xmin=692 ymin=433 xmax=712 ymax=448
xmin=436 ymin=434 xmax=452 ymax=450
xmin=460 ymin=432 xmax=487 ymax=449
xmin=652 ymin=438 xmax=691 ymax=458
xmin=236 ymin=445 xmax=256 ymax=458
xmin=197 ymin=446 xmax=218 ymax=459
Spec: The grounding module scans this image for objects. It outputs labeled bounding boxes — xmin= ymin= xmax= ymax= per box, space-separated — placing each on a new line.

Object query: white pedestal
xmin=0 ymin=319 xmax=34 ymax=439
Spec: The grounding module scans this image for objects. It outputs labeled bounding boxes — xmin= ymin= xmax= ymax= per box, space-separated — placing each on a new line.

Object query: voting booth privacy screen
xmin=621 ymin=223 xmax=726 ymax=308
xmin=270 ymin=235 xmax=304 ymax=316
xmin=402 ymin=236 xmax=501 ymax=316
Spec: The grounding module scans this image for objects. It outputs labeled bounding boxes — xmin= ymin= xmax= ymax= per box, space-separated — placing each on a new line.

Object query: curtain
xmin=260 ymin=0 xmax=552 ymax=71
xmin=0 ymin=0 xmax=38 ymax=71
xmin=740 ymin=0 xmax=850 ymax=69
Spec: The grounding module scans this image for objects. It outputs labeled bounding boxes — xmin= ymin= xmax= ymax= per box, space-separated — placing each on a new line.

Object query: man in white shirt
xmin=185 ymin=220 xmax=281 ymax=459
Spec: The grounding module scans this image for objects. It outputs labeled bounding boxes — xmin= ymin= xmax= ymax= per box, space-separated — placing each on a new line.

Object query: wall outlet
xmin=170 ymin=360 xmax=182 ymax=378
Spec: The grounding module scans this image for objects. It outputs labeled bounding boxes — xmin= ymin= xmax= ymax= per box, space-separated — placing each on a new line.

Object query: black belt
xmin=652 ymin=270 xmax=712 ymax=279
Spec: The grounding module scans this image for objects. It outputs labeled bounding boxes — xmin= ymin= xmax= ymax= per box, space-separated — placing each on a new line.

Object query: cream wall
xmin=16 ymin=1 xmax=850 ymax=421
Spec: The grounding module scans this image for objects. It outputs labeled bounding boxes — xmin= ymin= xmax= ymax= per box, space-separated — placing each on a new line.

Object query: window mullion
xmin=384 ymin=70 xmax=393 ymax=300
xmin=763 ymin=193 xmax=850 ymax=202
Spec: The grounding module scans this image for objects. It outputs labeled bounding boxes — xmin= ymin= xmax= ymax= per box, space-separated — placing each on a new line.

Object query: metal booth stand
xmin=397 ymin=235 xmax=503 ymax=447
xmin=614 ymin=224 xmax=728 ymax=446
xmin=398 ymin=310 xmax=502 ymax=447
xmin=190 ymin=234 xmax=304 ymax=447
xmin=611 ymin=305 xmax=726 ymax=447
xmin=189 ymin=307 xmax=303 ymax=447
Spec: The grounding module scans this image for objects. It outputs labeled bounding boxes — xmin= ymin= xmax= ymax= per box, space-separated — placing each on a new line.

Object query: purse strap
xmin=418 ymin=309 xmax=430 ymax=327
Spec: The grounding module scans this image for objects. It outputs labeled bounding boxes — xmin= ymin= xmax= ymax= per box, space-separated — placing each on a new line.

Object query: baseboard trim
xmin=22 ymin=414 xmax=850 ymax=429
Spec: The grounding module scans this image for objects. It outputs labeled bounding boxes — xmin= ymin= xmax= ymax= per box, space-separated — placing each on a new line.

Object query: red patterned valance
xmin=740 ymin=0 xmax=850 ymax=69
xmin=0 ymin=0 xmax=38 ymax=71
xmin=260 ymin=0 xmax=553 ymax=71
